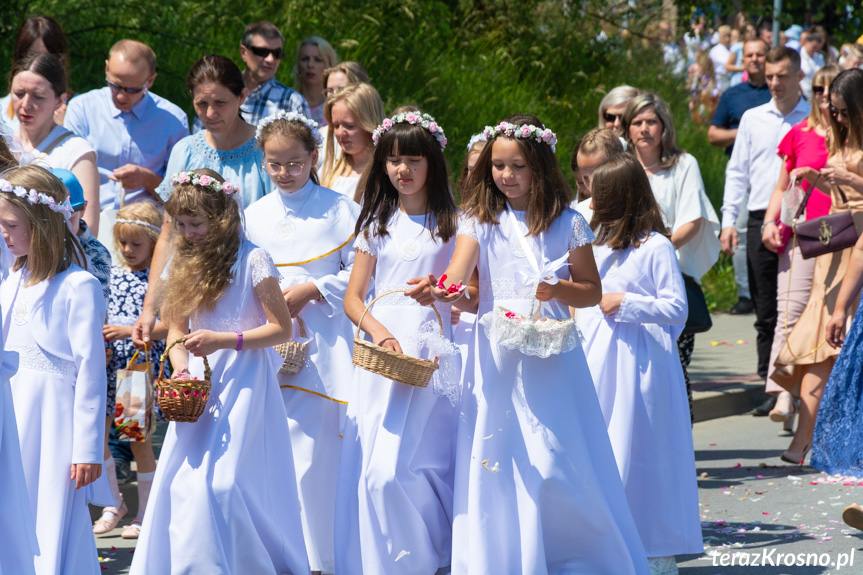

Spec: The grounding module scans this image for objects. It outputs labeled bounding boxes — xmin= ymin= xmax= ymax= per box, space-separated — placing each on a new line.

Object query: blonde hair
xmin=321 ymin=82 xmax=384 ymax=188
xmin=113 ymin=202 xmax=162 ymax=268
xmin=1 ymin=165 xmax=86 ymax=286
xmin=161 ymin=168 xmax=242 ymax=321
xmin=805 ymin=64 xmax=840 ymax=131
xmin=292 ymin=36 xmax=338 ymax=88
xmin=322 ymin=61 xmax=369 ymax=88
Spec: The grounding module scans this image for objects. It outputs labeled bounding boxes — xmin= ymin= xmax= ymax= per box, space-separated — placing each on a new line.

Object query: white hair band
xmin=116 ymin=218 xmax=162 ymax=233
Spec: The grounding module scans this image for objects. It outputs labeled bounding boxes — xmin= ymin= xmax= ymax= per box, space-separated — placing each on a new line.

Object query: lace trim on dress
xmin=457 ymin=216 xmax=478 ymax=239
xmin=191 ymin=131 xmax=258 ymax=163
xmin=372 ymin=285 xmax=425 ymax=307
xmin=569 ymin=211 xmax=596 ymax=249
xmin=479 ymin=278 xmax=536 ymax=301
xmin=353 ymin=231 xmax=377 ymax=257
xmin=192 ymin=315 xmax=268 ymax=332
xmin=7 ymin=344 xmax=77 ymax=376
xmin=249 ymin=248 xmax=280 ymax=286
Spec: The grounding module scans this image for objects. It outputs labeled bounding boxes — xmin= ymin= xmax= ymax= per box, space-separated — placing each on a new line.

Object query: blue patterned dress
xmin=105 ymin=268 xmax=166 ymax=418
xmin=811 ymin=305 xmax=863 ymax=475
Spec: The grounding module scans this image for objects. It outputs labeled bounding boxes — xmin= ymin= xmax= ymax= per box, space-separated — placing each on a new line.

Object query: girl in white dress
xmin=320 ymin=83 xmax=385 ymax=201
xmin=0 ymin=240 xmax=38 ymax=575
xmin=246 ymin=111 xmax=359 ymax=575
xmin=579 ymin=155 xmax=703 ymax=575
xmin=0 ymin=165 xmax=110 ymax=575
xmin=130 ymin=169 xmax=309 ymax=575
xmin=430 ymin=115 xmax=649 ymax=574
xmin=334 ymin=111 xmax=460 ymax=574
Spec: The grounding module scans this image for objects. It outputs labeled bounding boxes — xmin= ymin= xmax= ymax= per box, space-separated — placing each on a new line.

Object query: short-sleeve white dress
xmin=451 ymin=208 xmax=649 ymax=574
xmin=334 ymin=210 xmax=458 ymax=574
xmin=130 ymin=241 xmax=309 ymax=575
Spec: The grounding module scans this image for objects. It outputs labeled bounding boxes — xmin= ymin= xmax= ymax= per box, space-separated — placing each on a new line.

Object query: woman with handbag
xmin=774 ymin=69 xmax=863 ymax=466
xmin=761 ymin=65 xmax=839 ymax=432
xmin=622 ymin=92 xmax=722 ymax=422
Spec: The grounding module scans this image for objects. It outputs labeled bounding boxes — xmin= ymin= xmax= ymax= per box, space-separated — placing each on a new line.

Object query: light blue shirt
xmin=64 ymin=87 xmax=189 ymax=209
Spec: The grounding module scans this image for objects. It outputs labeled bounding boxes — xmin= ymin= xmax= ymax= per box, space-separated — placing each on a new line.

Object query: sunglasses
xmin=812 ymin=86 xmax=826 ymax=95
xmin=829 ymin=103 xmax=849 ymax=118
xmin=105 ymin=77 xmax=150 ymax=94
xmin=245 ymin=45 xmax=284 ymax=60
xmin=603 ymin=112 xmax=623 ymax=123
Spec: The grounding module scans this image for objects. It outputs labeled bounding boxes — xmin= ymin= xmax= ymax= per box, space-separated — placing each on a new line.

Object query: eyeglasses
xmin=812 ymin=86 xmax=826 ymax=95
xmin=244 ymin=45 xmax=284 ymax=60
xmin=603 ymin=112 xmax=623 ymax=123
xmin=264 ymin=161 xmax=305 ymax=176
xmin=105 ymin=77 xmax=151 ymax=94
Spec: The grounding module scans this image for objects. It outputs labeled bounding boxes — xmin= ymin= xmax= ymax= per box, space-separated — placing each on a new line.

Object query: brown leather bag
xmin=793 ymin=175 xmax=859 ymax=259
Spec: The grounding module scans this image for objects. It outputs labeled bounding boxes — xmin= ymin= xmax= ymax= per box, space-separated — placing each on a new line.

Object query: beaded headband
xmin=373 ymin=112 xmax=447 ymax=149
xmin=256 ymin=110 xmax=324 ymax=147
xmin=484 ymin=121 xmax=558 ymax=152
xmin=116 ymin=218 xmax=162 ymax=233
xmin=170 ymin=172 xmax=240 ymax=197
xmin=0 ymin=178 xmax=73 ymax=221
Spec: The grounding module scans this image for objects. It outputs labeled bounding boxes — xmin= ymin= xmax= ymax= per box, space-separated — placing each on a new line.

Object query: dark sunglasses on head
xmin=245 ymin=45 xmax=284 ymax=59
xmin=105 ymin=78 xmax=149 ymax=94
xmin=603 ymin=112 xmax=623 ymax=123
xmin=812 ymin=85 xmax=826 ymax=95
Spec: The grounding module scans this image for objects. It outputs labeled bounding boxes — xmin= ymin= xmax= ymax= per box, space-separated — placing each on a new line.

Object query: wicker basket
xmin=352 ymin=289 xmax=442 ymax=387
xmin=155 ymin=338 xmax=212 ymax=423
xmin=274 ymin=316 xmax=309 ymax=375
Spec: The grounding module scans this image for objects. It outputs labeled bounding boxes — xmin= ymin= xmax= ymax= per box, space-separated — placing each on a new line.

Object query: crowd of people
xmin=1 ymin=10 xmax=863 ymax=575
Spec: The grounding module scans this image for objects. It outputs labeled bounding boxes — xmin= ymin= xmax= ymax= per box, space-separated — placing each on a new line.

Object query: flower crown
xmin=0 ymin=178 xmax=73 ymax=221
xmin=484 ymin=122 xmax=558 ymax=152
xmin=372 ymin=112 xmax=447 ymax=149
xmin=170 ymin=172 xmax=240 ymax=197
xmin=256 ymin=111 xmax=323 ymax=146
xmin=116 ymin=218 xmax=162 ymax=233
xmin=467 ymin=129 xmax=492 ymax=152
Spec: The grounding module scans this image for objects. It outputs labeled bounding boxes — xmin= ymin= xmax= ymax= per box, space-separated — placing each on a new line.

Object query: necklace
xmin=642 ymin=159 xmax=661 ymax=172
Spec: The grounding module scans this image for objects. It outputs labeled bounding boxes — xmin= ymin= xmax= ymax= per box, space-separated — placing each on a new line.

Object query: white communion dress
xmin=451 ymin=209 xmax=649 ymax=575
xmin=1 ymin=265 xmax=111 ymax=575
xmin=334 ymin=210 xmax=459 ymax=575
xmin=580 ymin=233 xmax=703 ymax=557
xmin=246 ymin=179 xmax=359 ymax=574
xmin=130 ymin=241 xmax=309 ymax=575
xmin=0 ymin=272 xmax=39 ymax=575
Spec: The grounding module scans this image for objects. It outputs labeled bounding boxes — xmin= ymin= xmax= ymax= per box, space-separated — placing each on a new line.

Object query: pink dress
xmin=778 ymin=120 xmax=830 ymax=219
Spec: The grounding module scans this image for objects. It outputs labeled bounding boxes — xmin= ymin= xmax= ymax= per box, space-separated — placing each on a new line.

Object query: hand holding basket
xmin=155 ymin=338 xmax=212 ymax=423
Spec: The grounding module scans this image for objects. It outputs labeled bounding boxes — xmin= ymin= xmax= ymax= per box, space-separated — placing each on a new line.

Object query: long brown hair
xmin=826 ymin=69 xmax=863 ymax=157
xmin=1 ymin=165 xmax=86 ymax=285
xmin=590 ymin=154 xmax=669 ymax=250
xmin=161 ymin=168 xmax=242 ymax=321
xmin=462 ymin=114 xmax=571 ymax=235
xmin=622 ymin=92 xmax=683 ymax=171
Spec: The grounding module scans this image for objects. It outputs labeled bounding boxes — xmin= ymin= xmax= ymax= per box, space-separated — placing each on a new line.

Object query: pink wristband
xmin=236 ymin=330 xmax=243 ymax=351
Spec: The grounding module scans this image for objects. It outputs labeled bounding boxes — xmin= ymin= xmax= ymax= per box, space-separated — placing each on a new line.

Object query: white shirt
xmin=721 ymin=97 xmax=811 ymax=229
xmin=709 ymin=43 xmax=732 ymax=92
xmin=800 ymin=49 xmax=825 ymax=101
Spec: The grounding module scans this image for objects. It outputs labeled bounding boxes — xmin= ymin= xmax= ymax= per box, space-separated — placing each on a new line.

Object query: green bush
xmin=0 ymin=0 xmax=737 ymax=307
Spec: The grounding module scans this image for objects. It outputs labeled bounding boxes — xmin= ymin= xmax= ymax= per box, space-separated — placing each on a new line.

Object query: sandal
xmin=121 ymin=520 xmax=142 ymax=539
xmin=93 ymin=502 xmax=127 ymax=535
xmin=769 ymin=392 xmax=796 ymax=423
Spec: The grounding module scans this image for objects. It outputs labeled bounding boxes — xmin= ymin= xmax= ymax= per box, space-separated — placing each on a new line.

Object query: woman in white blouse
xmin=622 ymin=91 xmax=722 ymax=422
xmin=11 ymin=52 xmax=100 ymax=234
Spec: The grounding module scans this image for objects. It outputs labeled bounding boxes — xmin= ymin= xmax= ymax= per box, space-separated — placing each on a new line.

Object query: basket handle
xmin=158 ymin=337 xmax=212 ymax=381
xmin=355 ymin=288 xmax=444 ymax=343
xmin=295 ymin=315 xmax=306 ymax=338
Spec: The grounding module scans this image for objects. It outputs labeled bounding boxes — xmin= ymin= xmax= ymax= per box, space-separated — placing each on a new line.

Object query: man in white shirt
xmin=709 ymin=26 xmax=733 ymax=93
xmin=719 ymin=46 xmax=809 ymax=414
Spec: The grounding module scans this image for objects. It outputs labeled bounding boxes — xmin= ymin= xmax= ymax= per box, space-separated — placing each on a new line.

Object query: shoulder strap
xmin=31 ymin=130 xmax=74 ymax=164
xmin=793 ymin=172 xmax=823 ymax=221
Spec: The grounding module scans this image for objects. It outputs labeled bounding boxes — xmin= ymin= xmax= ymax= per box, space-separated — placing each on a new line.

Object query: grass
xmin=0 ymin=0 xmax=738 ymax=307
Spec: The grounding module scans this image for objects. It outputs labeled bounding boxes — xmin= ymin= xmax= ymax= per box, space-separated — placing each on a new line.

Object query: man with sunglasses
xmin=191 ymin=21 xmax=310 ymax=133
xmin=719 ymin=46 xmax=809 ymax=416
xmin=64 ymin=39 xmax=188 ymax=210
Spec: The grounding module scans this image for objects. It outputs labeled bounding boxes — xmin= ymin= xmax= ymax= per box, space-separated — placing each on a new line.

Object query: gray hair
xmin=597 ymin=85 xmax=640 ymax=128
xmin=622 ymin=92 xmax=683 ymax=170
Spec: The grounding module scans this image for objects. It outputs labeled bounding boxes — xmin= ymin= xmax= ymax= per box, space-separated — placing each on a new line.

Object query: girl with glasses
xmin=246 ymin=111 xmax=359 ymax=574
